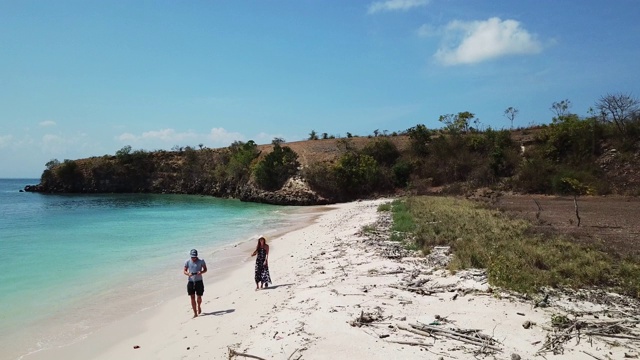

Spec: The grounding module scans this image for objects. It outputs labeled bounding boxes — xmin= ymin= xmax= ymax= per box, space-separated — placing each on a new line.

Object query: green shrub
xmin=391 ymin=160 xmax=412 ymax=188
xmin=362 ymin=138 xmax=400 ymax=166
xmin=406 ymin=124 xmax=431 ymax=156
xmin=333 ymin=153 xmax=380 ymax=199
xmin=55 ymin=159 xmax=85 ymax=191
xmin=225 ymin=141 xmax=259 ymax=183
xmin=514 ymin=156 xmax=555 ymax=193
xmin=253 ymin=143 xmax=299 ymax=190
xmin=303 ymin=162 xmax=339 ymax=198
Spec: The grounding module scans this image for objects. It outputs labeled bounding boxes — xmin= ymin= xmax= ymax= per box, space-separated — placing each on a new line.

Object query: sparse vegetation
xmin=394 ymin=196 xmax=640 ymax=297
xmin=35 ymin=92 xmax=640 ymax=200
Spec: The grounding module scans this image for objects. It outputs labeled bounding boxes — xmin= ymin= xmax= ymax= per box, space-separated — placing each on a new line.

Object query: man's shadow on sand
xmin=260 ymin=283 xmax=294 ymax=290
xmin=202 ymin=309 xmax=235 ymax=317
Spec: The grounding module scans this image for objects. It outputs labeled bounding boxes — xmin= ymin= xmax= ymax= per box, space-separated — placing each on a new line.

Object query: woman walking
xmin=251 ymin=235 xmax=272 ymax=290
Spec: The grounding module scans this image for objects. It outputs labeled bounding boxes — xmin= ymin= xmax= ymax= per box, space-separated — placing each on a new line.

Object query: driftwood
xmin=387 ymin=339 xmax=432 ymax=347
xmin=388 ymin=284 xmax=437 ymax=296
xmin=533 ymin=198 xmax=542 ymax=219
xmin=409 ymin=323 xmax=502 ymax=352
xmin=583 ymin=332 xmax=640 ymax=341
xmin=397 ymin=324 xmax=435 ymax=339
xmin=538 ymin=314 xmax=640 ymax=355
xmin=336 ymin=259 xmax=348 ymax=277
xmin=287 ymin=348 xmax=303 ymax=360
xmin=350 ymin=308 xmax=386 ymax=327
xmin=228 ymin=348 xmax=267 ymax=360
xmin=574 ymin=195 xmax=581 ymax=227
xmin=582 ymin=350 xmax=605 ymax=360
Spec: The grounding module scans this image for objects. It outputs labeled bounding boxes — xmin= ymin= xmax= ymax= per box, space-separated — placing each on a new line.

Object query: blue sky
xmin=1 ymin=0 xmax=639 ymax=178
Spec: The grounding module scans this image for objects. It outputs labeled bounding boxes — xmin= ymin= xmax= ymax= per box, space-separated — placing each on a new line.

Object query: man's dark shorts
xmin=187 ymin=280 xmax=204 ymax=296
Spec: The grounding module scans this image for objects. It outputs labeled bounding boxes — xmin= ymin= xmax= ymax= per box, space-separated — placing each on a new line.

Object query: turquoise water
xmin=0 ymin=179 xmax=300 ymax=359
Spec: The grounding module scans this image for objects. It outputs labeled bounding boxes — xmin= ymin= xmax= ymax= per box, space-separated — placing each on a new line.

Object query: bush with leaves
xmin=253 ymin=142 xmax=299 ymax=190
xmin=225 ymin=140 xmax=259 ymax=183
xmin=55 ymin=159 xmax=84 ymax=191
xmin=303 ymin=161 xmax=339 ymax=198
xmin=333 ymin=152 xmax=379 ymax=199
xmin=405 ymin=124 xmax=431 ymax=156
xmin=391 ymin=160 xmax=412 ymax=187
xmin=362 ymin=138 xmax=400 ymax=166
xmin=540 ymin=114 xmax=603 ymax=165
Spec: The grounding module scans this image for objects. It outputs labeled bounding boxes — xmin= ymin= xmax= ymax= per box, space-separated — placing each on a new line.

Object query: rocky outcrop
xmin=237 ymin=177 xmax=331 ymax=206
xmin=24 ymin=174 xmax=332 ymax=206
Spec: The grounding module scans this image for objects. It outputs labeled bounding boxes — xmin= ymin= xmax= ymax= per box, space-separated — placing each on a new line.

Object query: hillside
xmin=24 ymin=121 xmax=640 ymax=205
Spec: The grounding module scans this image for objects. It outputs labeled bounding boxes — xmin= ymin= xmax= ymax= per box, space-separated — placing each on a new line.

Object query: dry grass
xmin=394 ymin=196 xmax=640 ymax=297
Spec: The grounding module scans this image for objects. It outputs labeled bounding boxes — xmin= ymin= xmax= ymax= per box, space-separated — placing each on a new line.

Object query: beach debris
xmin=388 ymin=284 xmax=437 ymax=296
xmin=287 ymin=348 xmax=304 ymax=360
xmin=397 ymin=322 xmax=502 ymax=353
xmin=537 ymin=311 xmax=640 ymax=356
xmin=534 ymin=293 xmax=550 ymax=308
xmin=133 ymin=345 xmax=140 ymax=349
xmin=228 ymin=347 xmax=268 ymax=360
xmin=349 ymin=307 xmax=386 ymax=327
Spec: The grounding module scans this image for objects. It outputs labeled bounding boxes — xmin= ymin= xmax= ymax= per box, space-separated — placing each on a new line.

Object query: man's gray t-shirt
xmin=185 ymin=258 xmax=206 ymax=282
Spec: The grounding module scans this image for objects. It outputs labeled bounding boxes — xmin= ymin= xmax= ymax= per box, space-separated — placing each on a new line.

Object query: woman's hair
xmin=255 ymin=236 xmax=266 ymax=253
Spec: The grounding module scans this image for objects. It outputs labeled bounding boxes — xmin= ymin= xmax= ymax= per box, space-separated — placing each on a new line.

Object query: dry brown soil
xmin=257 ymin=136 xmax=412 ymax=166
xmin=492 ymin=195 xmax=640 ymax=258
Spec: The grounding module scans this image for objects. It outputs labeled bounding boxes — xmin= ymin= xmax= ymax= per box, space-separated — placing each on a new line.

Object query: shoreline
xmin=12 ymin=203 xmax=322 ymax=360
xmin=18 ymin=201 xmax=350 ymax=360
xmin=21 ymin=198 xmax=640 ymax=360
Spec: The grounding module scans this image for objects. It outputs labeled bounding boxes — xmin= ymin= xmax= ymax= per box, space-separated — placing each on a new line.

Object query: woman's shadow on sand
xmin=202 ymin=309 xmax=235 ymax=316
xmin=260 ymin=283 xmax=294 ymax=290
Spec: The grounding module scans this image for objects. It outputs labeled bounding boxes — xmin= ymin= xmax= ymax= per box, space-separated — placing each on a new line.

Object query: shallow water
xmin=0 ymin=179 xmax=302 ymax=359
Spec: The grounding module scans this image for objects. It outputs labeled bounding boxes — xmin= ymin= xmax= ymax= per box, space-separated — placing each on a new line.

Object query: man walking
xmin=184 ymin=249 xmax=207 ymax=318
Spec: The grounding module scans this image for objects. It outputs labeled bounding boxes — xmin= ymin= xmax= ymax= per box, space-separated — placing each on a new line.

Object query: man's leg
xmin=196 ymin=296 xmax=202 ymax=314
xmin=190 ymin=294 xmax=198 ymax=317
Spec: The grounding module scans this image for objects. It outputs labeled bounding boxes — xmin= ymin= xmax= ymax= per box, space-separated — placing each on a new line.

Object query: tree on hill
xmin=596 ymin=93 xmax=640 ymax=135
xmin=550 ymin=99 xmax=572 ymax=120
xmin=504 ymin=106 xmax=519 ymax=129
xmin=226 ymin=140 xmax=259 ymax=183
xmin=439 ymin=112 xmax=475 ymax=133
xmin=253 ymin=140 xmax=299 ymax=191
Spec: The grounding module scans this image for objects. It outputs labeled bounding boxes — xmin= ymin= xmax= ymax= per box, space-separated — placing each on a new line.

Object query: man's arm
xmin=199 ymin=262 xmax=208 ymax=275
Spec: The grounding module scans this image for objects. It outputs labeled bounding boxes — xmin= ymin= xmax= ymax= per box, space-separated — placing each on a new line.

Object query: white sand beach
xmin=24 ymin=199 xmax=640 ymax=360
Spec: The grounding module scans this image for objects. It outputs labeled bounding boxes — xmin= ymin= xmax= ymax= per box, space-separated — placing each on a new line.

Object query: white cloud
xmin=434 ymin=17 xmax=542 ymax=66
xmin=207 ymin=127 xmax=244 ymax=145
xmin=417 ymin=24 xmax=436 ymax=37
xmin=141 ymin=129 xmax=198 ymax=142
xmin=115 ymin=127 xmax=246 ymax=149
xmin=254 ymin=132 xmax=285 ymax=144
xmin=116 ymin=133 xmax=138 ymax=142
xmin=39 ymin=120 xmax=57 ymax=127
xmin=41 ymin=134 xmax=67 ymax=154
xmin=368 ymin=0 xmax=429 ymax=14
xmin=0 ymin=135 xmax=14 ymax=148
